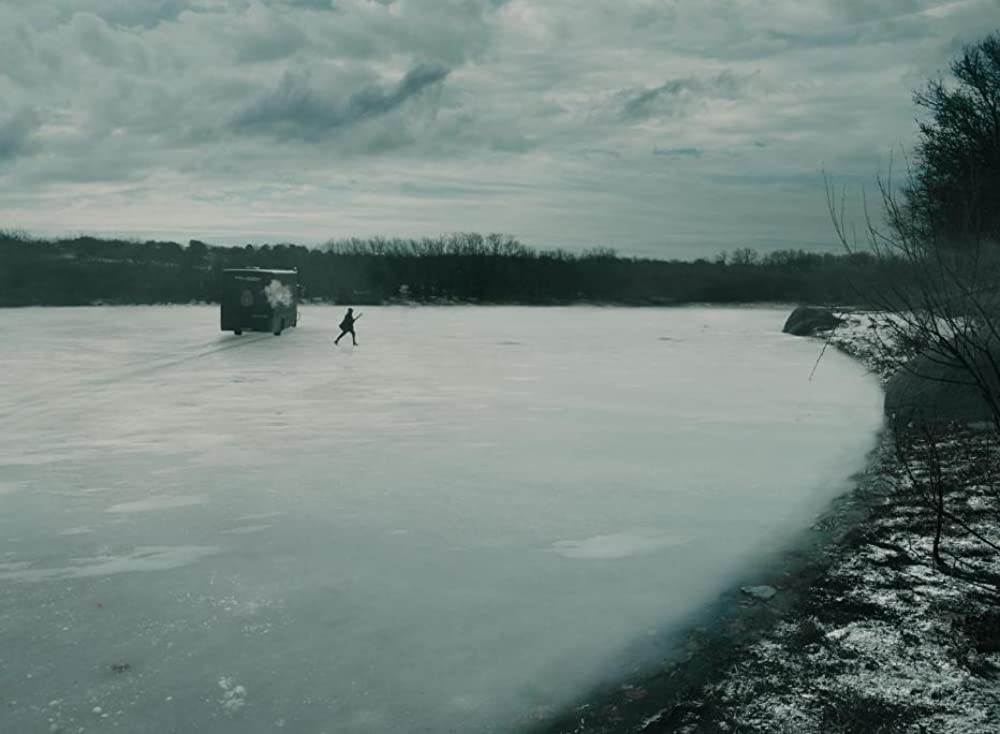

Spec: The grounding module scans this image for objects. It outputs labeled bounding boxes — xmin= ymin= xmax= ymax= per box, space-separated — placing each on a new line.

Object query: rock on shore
xmin=781 ymin=306 xmax=843 ymax=336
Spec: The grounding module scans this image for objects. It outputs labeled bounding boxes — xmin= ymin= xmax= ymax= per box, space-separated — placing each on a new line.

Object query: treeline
xmin=0 ymin=230 xmax=893 ymax=307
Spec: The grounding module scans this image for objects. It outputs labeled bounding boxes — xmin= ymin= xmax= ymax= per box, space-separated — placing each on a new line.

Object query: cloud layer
xmin=2 ymin=0 xmax=998 ymax=257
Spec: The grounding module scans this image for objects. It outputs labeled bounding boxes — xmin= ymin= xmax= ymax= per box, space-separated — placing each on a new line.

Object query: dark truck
xmin=220 ymin=268 xmax=299 ymax=336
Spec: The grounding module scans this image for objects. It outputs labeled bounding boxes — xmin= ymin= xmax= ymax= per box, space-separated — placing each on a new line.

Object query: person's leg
xmin=350 ymin=328 xmax=357 ymax=345
xmin=335 ymin=330 xmax=344 ymax=344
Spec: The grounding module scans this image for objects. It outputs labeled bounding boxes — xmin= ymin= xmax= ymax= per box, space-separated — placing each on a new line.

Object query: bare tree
xmin=906 ymin=32 xmax=1000 ymax=247
xmin=824 ymin=32 xmax=1000 ymax=593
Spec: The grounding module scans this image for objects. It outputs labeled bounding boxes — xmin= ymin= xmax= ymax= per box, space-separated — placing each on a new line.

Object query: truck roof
xmin=223 ymin=268 xmax=298 ymax=275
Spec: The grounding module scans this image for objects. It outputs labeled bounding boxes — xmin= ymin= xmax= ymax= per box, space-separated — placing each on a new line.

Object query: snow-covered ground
xmin=0 ymin=305 xmax=883 ymax=733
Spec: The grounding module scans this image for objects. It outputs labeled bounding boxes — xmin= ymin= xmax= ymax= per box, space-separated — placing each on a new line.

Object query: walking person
xmin=334 ymin=307 xmax=361 ymax=345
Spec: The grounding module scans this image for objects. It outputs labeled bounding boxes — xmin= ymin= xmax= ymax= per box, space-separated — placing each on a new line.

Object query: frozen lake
xmin=0 ymin=305 xmax=882 ymax=733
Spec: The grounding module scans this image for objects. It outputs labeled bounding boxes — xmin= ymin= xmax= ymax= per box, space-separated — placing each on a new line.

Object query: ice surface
xmin=219 ymin=524 xmax=273 ymax=535
xmin=548 ymin=532 xmax=691 ymax=559
xmin=0 ymin=545 xmax=222 ymax=583
xmin=0 ymin=305 xmax=883 ymax=733
xmin=105 ymin=495 xmax=208 ymax=514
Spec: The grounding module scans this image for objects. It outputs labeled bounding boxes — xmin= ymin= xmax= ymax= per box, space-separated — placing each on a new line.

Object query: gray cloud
xmin=282 ymin=0 xmax=336 ymax=9
xmin=25 ymin=0 xmax=194 ymax=29
xmin=233 ymin=12 xmax=308 ymax=63
xmin=233 ymin=63 xmax=450 ymax=141
xmin=353 ymin=64 xmax=451 ymax=118
xmin=621 ymin=71 xmax=752 ymax=120
xmin=1 ymin=0 xmax=999 ymax=257
xmin=826 ymin=0 xmax=930 ymax=24
xmin=654 ymin=147 xmax=703 ymax=158
xmin=0 ymin=108 xmax=42 ymax=162
xmin=67 ymin=12 xmax=151 ymax=69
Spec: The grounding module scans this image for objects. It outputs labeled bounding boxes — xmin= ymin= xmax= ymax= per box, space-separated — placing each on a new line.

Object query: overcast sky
xmin=1 ymin=0 xmax=998 ymax=258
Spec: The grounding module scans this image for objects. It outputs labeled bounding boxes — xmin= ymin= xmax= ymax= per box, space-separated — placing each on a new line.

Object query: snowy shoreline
xmin=530 ymin=310 xmax=1000 ymax=734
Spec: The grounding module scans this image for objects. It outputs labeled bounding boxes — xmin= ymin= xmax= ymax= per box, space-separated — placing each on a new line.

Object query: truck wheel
xmin=234 ymin=329 xmax=243 ymax=335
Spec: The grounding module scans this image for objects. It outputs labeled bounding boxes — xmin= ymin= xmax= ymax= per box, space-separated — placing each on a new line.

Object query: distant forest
xmin=0 ymin=231 xmax=892 ymax=307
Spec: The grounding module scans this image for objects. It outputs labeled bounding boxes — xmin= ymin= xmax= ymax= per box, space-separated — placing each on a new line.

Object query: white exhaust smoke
xmin=263 ymin=279 xmax=293 ymax=308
